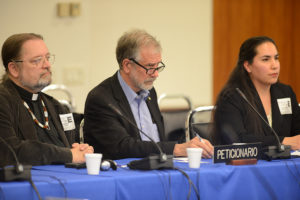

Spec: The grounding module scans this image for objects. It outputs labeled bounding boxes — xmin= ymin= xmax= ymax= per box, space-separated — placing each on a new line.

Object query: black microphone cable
xmin=292 ymin=159 xmax=300 ymax=178
xmin=48 ymin=175 xmax=68 ymax=199
xmin=168 ymin=172 xmax=173 ymax=200
xmin=152 ymin=167 xmax=200 ymax=200
xmin=28 ymin=178 xmax=42 ymax=200
xmin=30 ymin=171 xmax=68 ymax=199
xmin=284 ymin=160 xmax=300 ymax=188
xmin=0 ymin=181 xmax=40 ymax=200
xmin=153 ymin=170 xmax=173 ymax=200
xmin=173 ymin=167 xmax=200 ymax=200
xmin=119 ymin=160 xmax=199 ymax=200
xmin=0 ymin=185 xmax=5 ymax=200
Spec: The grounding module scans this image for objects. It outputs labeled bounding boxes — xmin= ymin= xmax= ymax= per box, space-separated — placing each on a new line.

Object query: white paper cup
xmin=85 ymin=153 xmax=102 ymax=175
xmin=187 ymin=148 xmax=203 ymax=168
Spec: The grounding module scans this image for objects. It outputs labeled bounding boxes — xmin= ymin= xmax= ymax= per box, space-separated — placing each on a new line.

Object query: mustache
xmin=145 ymin=77 xmax=156 ymax=82
xmin=40 ymin=69 xmax=52 ymax=77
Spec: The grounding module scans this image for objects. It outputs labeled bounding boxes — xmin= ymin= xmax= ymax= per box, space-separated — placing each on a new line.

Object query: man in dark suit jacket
xmin=0 ymin=33 xmax=93 ymax=166
xmin=84 ymin=29 xmax=213 ymax=160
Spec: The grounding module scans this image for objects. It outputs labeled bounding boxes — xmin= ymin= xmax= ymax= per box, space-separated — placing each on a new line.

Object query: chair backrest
xmin=185 ymin=106 xmax=215 ymax=142
xmin=42 ymin=84 xmax=76 ymax=112
xmin=158 ymin=94 xmax=192 ymax=143
xmin=79 ymin=118 xmax=84 ymax=144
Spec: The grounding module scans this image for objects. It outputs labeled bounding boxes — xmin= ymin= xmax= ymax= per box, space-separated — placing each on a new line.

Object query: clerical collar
xmin=13 ymin=82 xmax=40 ymax=101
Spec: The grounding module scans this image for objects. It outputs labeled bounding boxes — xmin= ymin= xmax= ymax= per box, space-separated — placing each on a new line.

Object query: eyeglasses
xmin=13 ymin=54 xmax=55 ymax=67
xmin=129 ymin=58 xmax=165 ymax=75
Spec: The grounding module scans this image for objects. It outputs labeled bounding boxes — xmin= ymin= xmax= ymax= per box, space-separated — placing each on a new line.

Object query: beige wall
xmin=0 ymin=0 xmax=213 ymax=112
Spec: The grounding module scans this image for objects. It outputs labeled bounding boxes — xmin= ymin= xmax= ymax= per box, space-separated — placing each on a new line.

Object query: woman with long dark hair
xmin=212 ymin=36 xmax=300 ymax=150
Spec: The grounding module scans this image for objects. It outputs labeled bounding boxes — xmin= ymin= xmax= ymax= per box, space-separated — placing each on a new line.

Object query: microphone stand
xmin=108 ymin=104 xmax=173 ymax=170
xmin=0 ymin=137 xmax=42 ymax=199
xmin=0 ymin=137 xmax=32 ymax=181
xmin=236 ymin=88 xmax=291 ymax=160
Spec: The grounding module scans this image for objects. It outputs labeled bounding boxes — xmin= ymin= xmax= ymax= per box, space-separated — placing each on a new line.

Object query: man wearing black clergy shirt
xmin=0 ymin=33 xmax=93 ymax=167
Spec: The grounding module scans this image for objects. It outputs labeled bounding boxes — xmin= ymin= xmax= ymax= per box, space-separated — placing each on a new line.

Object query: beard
xmin=20 ymin=70 xmax=52 ymax=92
xmin=129 ymin=70 xmax=156 ymax=91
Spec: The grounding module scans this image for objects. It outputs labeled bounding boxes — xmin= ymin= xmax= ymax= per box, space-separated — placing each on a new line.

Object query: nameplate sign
xmin=213 ymin=143 xmax=261 ymax=163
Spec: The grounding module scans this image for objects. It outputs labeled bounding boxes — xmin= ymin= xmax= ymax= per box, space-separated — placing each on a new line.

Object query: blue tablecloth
xmin=1 ymin=157 xmax=300 ymax=200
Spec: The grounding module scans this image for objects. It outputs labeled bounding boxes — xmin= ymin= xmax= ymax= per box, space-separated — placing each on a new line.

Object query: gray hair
xmin=116 ymin=29 xmax=162 ymax=69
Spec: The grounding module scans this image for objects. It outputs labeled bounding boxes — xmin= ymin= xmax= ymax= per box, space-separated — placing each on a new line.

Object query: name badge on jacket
xmin=277 ymin=98 xmax=292 ymax=115
xmin=59 ymin=113 xmax=75 ymax=131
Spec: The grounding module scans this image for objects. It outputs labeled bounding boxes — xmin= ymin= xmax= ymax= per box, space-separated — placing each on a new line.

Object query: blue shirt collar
xmin=117 ymin=71 xmax=149 ymax=103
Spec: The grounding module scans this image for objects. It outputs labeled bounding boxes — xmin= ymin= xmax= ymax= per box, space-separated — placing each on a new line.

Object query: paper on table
xmin=291 ymin=150 xmax=300 ymax=156
xmin=173 ymin=157 xmax=209 ymax=163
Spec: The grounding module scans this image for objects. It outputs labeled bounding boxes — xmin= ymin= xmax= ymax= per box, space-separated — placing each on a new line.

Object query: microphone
xmin=108 ymin=103 xmax=173 ymax=170
xmin=0 ymin=136 xmax=32 ymax=181
xmin=235 ymin=88 xmax=291 ymax=160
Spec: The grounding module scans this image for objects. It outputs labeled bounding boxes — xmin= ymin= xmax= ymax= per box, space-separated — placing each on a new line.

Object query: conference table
xmin=1 ymin=156 xmax=300 ymax=200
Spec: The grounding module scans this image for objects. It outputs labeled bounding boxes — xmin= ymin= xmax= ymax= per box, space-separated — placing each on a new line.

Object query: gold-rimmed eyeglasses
xmin=12 ymin=54 xmax=55 ymax=67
